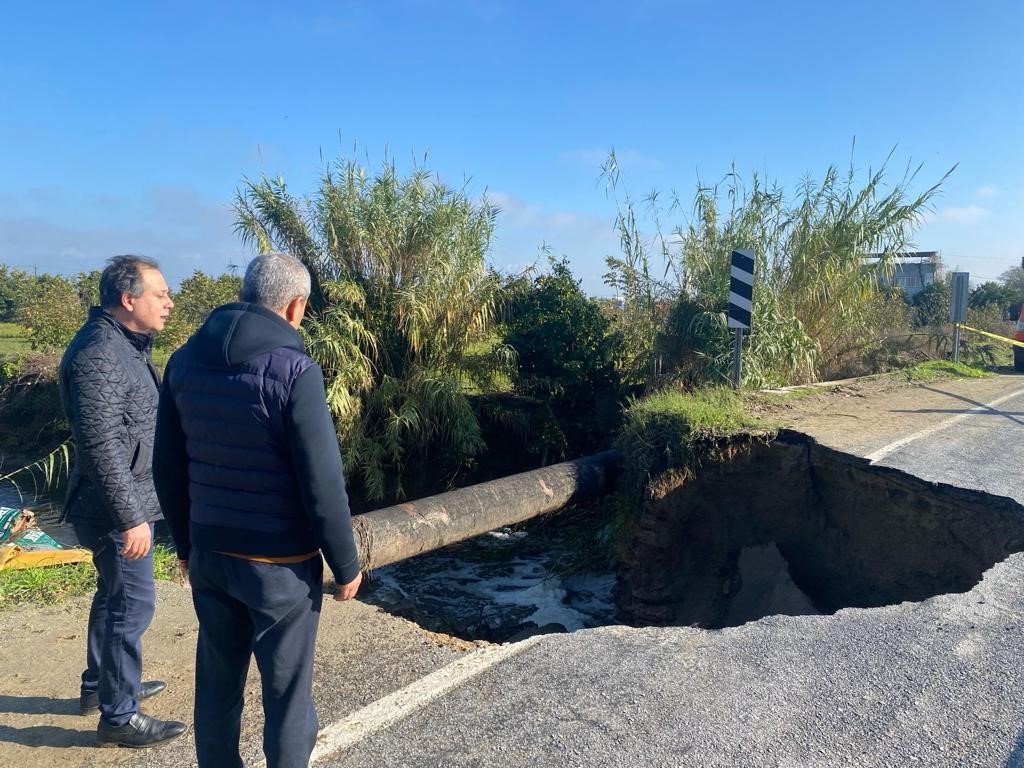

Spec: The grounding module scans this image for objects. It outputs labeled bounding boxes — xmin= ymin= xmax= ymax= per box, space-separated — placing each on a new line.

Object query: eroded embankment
xmin=615 ymin=429 xmax=1024 ymax=628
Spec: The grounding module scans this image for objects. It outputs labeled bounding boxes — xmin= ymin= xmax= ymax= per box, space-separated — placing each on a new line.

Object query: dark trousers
xmin=72 ymin=521 xmax=156 ymax=727
xmin=189 ymin=549 xmax=323 ymax=768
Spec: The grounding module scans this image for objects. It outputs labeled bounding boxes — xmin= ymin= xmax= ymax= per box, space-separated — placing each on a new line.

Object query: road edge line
xmin=299 ymin=634 xmax=544 ymax=764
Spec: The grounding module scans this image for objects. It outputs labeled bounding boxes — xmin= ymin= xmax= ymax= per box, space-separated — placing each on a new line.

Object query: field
xmin=0 ymin=323 xmax=30 ymax=359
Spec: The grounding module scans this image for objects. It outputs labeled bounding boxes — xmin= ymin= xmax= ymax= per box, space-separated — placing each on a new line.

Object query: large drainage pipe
xmin=346 ymin=449 xmax=621 ymax=572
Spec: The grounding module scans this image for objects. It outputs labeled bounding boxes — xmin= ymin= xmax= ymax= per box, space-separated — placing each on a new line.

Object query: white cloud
xmin=0 ymin=186 xmax=250 ymax=285
xmin=486 ymin=191 xmax=621 ymax=294
xmin=976 ymin=185 xmax=998 ymax=198
xmin=937 ymin=205 xmax=989 ymax=223
xmin=0 ymin=185 xmax=626 ymax=295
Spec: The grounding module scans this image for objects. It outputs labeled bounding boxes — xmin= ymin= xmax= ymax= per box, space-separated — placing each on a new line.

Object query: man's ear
xmin=283 ymin=296 xmax=307 ymax=329
xmin=121 ymin=292 xmax=136 ymax=312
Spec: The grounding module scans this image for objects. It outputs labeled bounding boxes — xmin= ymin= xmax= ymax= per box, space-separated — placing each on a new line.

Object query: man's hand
xmin=120 ymin=522 xmax=152 ymax=560
xmin=333 ymin=571 xmax=362 ymax=601
xmin=177 ymin=559 xmax=189 ymax=586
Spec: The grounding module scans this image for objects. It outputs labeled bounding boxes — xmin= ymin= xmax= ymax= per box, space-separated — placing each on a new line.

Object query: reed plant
xmin=603 ymin=149 xmax=952 ymax=388
xmin=235 ymin=154 xmax=511 ymax=501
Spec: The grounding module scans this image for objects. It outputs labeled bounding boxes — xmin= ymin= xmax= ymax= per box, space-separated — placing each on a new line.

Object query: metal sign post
xmin=732 ymin=328 xmax=743 ymax=387
xmin=727 ymin=249 xmax=755 ymax=388
xmin=950 ymin=272 xmax=969 ymax=363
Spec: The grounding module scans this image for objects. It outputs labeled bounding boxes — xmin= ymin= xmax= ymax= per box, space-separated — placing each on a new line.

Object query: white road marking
xmin=865 ymin=386 xmax=1024 ymax=464
xmin=264 ymin=635 xmax=543 ymax=765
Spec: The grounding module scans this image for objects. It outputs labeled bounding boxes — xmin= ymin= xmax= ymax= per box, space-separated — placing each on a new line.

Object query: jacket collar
xmin=89 ymin=306 xmax=154 ymax=353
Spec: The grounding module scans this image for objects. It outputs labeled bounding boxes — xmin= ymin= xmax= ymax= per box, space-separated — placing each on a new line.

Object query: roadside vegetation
xmin=899 ymin=359 xmax=991 ymax=381
xmin=235 ymin=156 xmax=510 ymax=501
xmin=3 ymin=148 xmax=1024 ymax=603
xmin=0 ymin=544 xmax=179 ymax=608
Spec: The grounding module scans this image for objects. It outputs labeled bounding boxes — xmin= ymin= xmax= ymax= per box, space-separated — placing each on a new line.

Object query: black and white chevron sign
xmin=727 ymin=249 xmax=755 ymax=330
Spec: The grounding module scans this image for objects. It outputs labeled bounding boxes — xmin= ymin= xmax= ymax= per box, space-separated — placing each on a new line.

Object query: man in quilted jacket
xmin=59 ymin=254 xmax=187 ymax=748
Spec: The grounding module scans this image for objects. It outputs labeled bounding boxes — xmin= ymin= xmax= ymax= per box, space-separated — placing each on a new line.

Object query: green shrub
xmin=504 ymin=258 xmax=623 ymax=458
xmin=602 ymin=151 xmax=951 ymax=387
xmin=157 ymin=271 xmax=242 ymax=352
xmin=911 ymin=278 xmax=951 ymax=328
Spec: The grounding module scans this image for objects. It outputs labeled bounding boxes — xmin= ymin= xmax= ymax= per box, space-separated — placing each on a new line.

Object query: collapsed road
xmin=318 ymin=374 xmax=1024 ymax=768
xmin=3 ymin=373 xmax=1024 ymax=768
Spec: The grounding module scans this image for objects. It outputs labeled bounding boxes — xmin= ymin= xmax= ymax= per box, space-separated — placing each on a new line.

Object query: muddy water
xmin=360 ymin=513 xmax=619 ymax=643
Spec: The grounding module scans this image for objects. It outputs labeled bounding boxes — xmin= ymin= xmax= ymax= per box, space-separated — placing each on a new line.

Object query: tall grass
xmin=0 ymin=440 xmax=72 ymax=503
xmin=234 ymin=153 xmax=511 ymax=501
xmin=603 ymin=149 xmax=953 ymax=388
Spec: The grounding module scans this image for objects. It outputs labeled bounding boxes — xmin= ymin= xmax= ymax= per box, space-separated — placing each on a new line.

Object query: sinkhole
xmin=360 ymin=431 xmax=1024 ymax=642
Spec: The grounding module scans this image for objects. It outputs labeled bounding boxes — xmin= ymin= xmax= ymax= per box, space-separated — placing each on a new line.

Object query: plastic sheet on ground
xmin=0 ymin=506 xmax=91 ymax=570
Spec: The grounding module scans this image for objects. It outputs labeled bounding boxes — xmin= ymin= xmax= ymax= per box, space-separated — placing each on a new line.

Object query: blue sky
xmin=2 ymin=0 xmax=1022 ymax=293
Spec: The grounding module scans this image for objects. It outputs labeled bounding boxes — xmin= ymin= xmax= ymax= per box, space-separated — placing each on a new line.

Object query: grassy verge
xmin=598 ymin=386 xmax=771 ymax=560
xmin=898 ymin=360 xmax=991 ymax=382
xmin=614 ymin=387 xmax=770 ymax=506
xmin=0 ymin=544 xmax=181 ymax=609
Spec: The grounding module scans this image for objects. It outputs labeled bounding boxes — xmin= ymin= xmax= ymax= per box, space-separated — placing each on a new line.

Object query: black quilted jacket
xmin=59 ymin=307 xmax=163 ymax=530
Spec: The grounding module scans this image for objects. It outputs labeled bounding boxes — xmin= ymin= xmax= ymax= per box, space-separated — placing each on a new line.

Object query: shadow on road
xmin=888 ymin=385 xmax=1024 ymax=427
xmin=0 ymin=723 xmax=96 ymax=748
xmin=0 ymin=694 xmax=79 ymax=716
xmin=0 ymin=695 xmax=99 ymax=749
xmin=1006 ymin=725 xmax=1024 ymax=768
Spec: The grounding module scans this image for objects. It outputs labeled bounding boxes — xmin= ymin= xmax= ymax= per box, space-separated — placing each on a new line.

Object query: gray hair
xmin=99 ymin=255 xmax=161 ymax=309
xmin=241 ymin=252 xmax=311 ymax=310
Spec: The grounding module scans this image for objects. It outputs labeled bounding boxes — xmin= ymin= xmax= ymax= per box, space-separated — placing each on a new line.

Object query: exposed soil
xmin=746 ymin=370 xmax=1024 ymax=455
xmin=615 ymin=432 xmax=1024 ymax=627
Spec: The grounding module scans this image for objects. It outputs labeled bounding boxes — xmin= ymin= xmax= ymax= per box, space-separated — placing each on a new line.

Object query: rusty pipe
xmin=348 ymin=449 xmax=621 ymax=572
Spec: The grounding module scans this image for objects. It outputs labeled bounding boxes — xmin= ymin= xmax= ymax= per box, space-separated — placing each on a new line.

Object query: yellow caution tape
xmin=958 ymin=324 xmax=1024 ymax=349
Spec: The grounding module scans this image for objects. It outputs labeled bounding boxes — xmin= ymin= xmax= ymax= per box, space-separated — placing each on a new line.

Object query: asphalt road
xmin=867 ymin=384 xmax=1024 ymax=505
xmin=314 ymin=377 xmax=1024 ymax=768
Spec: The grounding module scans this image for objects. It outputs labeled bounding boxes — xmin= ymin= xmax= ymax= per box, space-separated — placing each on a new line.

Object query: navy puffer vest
xmin=164 ymin=303 xmax=315 ymax=545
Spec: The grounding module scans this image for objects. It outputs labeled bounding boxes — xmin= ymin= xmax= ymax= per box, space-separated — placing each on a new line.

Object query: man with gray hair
xmin=154 ymin=252 xmax=362 ymax=768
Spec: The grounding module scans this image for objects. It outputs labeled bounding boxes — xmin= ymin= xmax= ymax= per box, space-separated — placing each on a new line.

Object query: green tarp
xmin=0 ymin=506 xmax=91 ymax=570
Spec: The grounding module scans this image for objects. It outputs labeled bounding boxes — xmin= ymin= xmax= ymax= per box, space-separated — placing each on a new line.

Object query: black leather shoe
xmin=97 ymin=712 xmax=188 ymax=748
xmin=80 ymin=680 xmax=167 ymax=715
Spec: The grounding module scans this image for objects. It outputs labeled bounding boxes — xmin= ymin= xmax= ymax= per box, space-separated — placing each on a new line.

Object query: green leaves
xmin=157 ymin=271 xmax=241 ymax=352
xmin=234 ymin=153 xmax=504 ymax=501
xmin=604 ymin=151 xmax=951 ymax=387
xmin=503 ymin=258 xmax=623 ymax=457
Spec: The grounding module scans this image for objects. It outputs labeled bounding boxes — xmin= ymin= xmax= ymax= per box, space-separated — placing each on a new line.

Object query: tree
xmin=999 ymin=265 xmax=1024 ymax=295
xmin=15 ymin=274 xmax=88 ymax=350
xmin=911 ymin=278 xmax=951 ymax=327
xmin=504 ymin=258 xmax=622 ymax=458
xmin=0 ymin=266 xmax=32 ymax=322
xmin=158 ymin=271 xmax=242 ymax=351
xmin=234 ymin=154 xmax=507 ymax=502
xmin=969 ymin=281 xmax=1016 ymax=319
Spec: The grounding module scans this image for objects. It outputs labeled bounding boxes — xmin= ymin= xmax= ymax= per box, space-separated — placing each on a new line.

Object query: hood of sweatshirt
xmin=189 ymin=302 xmax=305 ymax=368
